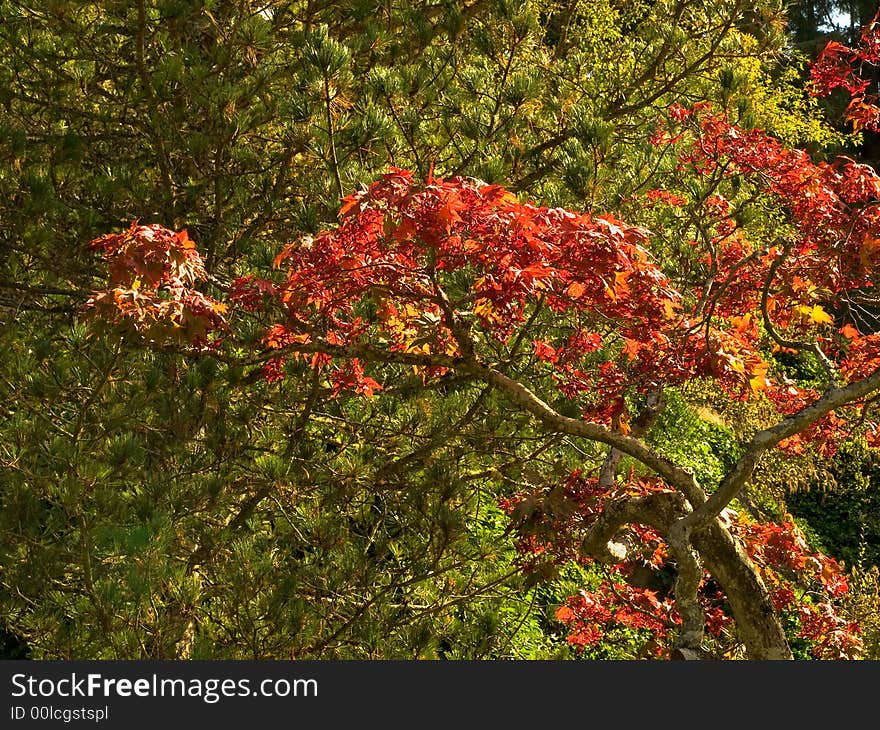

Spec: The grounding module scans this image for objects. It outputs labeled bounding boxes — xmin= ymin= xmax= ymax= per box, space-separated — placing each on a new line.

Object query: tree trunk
xmin=693 ymin=522 xmax=792 ymax=659
xmin=582 ymin=493 xmax=793 ymax=659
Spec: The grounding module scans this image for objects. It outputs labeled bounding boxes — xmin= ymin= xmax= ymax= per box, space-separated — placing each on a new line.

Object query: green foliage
xmin=788 ymin=440 xmax=880 ymax=569
xmin=838 ymin=566 xmax=880 ymax=658
xmin=648 ymin=390 xmax=741 ymax=489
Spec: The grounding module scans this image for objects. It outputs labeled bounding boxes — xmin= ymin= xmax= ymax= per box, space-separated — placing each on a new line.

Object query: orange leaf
xmin=840 ymin=324 xmax=861 ymax=339
xmin=622 ymin=338 xmax=641 ymax=360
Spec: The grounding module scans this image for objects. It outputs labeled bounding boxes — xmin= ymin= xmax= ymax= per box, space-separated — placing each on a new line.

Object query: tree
xmin=789 ymin=0 xmax=879 ymax=46
xmin=3 ymin=0 xmax=874 ymax=659
xmin=86 ymin=89 xmax=880 ymax=656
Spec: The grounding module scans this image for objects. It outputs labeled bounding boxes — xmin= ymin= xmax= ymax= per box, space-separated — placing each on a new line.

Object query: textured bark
xmin=580 ymin=492 xmax=689 ymax=561
xmin=580 ymin=493 xmax=792 ymax=660
xmin=693 ymin=522 xmax=792 ymax=659
xmin=668 ymin=521 xmax=706 ymax=652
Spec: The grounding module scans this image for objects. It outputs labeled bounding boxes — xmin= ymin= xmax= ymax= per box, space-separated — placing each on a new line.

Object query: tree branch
xmin=677 ymin=365 xmax=880 ymax=534
xmin=458 ymin=359 xmax=707 ymax=508
xmin=598 ymin=388 xmax=665 ymax=489
xmin=580 ymin=491 xmax=688 ymax=562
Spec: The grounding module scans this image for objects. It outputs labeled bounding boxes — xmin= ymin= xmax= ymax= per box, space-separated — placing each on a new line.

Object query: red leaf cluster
xmin=556 ymin=584 xmax=679 ymax=653
xmin=809 ymin=12 xmax=880 ymax=132
xmin=263 ymin=168 xmax=700 ymax=401
xmin=649 ymin=104 xmax=880 ymax=451
xmin=228 ymin=275 xmax=277 ymax=312
xmin=84 ymin=88 xmax=880 ymax=657
xmin=85 ymin=222 xmax=226 ymax=346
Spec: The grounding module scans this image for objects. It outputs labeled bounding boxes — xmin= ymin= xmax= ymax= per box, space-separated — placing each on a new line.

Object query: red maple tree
xmin=85 ymin=95 xmax=880 ymax=658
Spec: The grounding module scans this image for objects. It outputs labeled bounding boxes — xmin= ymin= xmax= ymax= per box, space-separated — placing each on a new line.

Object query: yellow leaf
xmin=473 ymin=298 xmax=500 ymax=323
xmin=808 ymin=304 xmax=833 ymax=325
xmin=750 ymin=359 xmax=770 ymax=378
xmin=727 ymin=356 xmax=746 ymax=374
xmin=749 ymin=375 xmax=770 ymax=395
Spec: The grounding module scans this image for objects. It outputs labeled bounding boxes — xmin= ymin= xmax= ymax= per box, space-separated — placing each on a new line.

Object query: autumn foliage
xmin=810 ymin=10 xmax=880 ymax=132
xmin=83 ymin=94 xmax=880 ymax=658
xmin=86 ymin=223 xmax=227 ymax=345
xmin=86 ymin=103 xmax=880 ymax=394
xmin=501 ymin=472 xmax=861 ymax=659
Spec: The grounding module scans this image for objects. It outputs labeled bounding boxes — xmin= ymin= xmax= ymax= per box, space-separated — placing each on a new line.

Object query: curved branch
xmin=578 ymin=491 xmax=791 ymax=659
xmin=580 ymin=491 xmax=688 ymax=562
xmin=759 ymin=241 xmax=838 ymax=387
xmin=274 ymin=336 xmax=796 ymax=657
xmin=459 ymin=359 xmax=707 ymax=508
xmin=278 ymin=339 xmax=707 ymax=506
xmin=678 ymin=364 xmax=880 ymax=533
xmin=580 ymin=490 xmax=704 ymax=651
